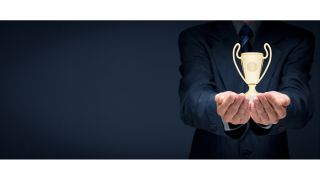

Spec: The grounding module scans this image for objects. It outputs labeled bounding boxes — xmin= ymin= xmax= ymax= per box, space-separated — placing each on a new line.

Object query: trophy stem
xmin=245 ymin=84 xmax=258 ymax=101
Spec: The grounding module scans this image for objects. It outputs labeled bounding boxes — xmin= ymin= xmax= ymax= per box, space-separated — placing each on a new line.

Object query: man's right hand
xmin=215 ymin=91 xmax=250 ymax=125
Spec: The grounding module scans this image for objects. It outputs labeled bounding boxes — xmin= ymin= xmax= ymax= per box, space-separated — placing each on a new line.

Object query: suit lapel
xmin=210 ymin=22 xmax=245 ymax=93
xmin=253 ymin=22 xmax=283 ymax=93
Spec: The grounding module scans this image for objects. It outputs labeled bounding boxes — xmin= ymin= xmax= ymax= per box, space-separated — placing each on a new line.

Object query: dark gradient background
xmin=0 ymin=21 xmax=319 ymax=159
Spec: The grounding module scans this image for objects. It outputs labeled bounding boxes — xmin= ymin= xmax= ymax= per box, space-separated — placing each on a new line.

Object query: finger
xmin=237 ymin=98 xmax=249 ymax=116
xmin=258 ymin=93 xmax=278 ymax=124
xmin=217 ymin=93 xmax=236 ymax=117
xmin=254 ymin=95 xmax=269 ymax=125
xmin=281 ymin=94 xmax=291 ymax=107
xmin=250 ymin=98 xmax=261 ymax=124
xmin=270 ymin=91 xmax=290 ymax=107
xmin=231 ymin=97 xmax=246 ymax=123
xmin=214 ymin=94 xmax=220 ymax=103
xmin=265 ymin=93 xmax=287 ymax=119
xmin=215 ymin=93 xmax=225 ymax=105
xmin=225 ymin=94 xmax=245 ymax=122
xmin=215 ymin=96 xmax=222 ymax=107
xmin=238 ymin=98 xmax=250 ymax=124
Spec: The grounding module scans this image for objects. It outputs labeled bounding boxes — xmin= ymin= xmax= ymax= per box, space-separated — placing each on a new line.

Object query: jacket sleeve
xmin=268 ymin=32 xmax=315 ymax=135
xmin=178 ymin=30 xmax=247 ymax=137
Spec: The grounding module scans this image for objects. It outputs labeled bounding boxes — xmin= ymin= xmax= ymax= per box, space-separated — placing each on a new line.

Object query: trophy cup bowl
xmin=232 ymin=43 xmax=272 ymax=100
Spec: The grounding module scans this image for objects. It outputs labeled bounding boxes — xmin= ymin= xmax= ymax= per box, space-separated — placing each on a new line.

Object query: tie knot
xmin=239 ymin=24 xmax=253 ymax=38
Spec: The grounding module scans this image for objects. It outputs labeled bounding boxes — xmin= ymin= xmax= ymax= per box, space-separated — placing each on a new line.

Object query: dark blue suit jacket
xmin=178 ymin=21 xmax=315 ymax=159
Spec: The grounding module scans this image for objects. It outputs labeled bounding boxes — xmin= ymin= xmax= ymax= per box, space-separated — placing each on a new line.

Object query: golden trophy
xmin=232 ymin=43 xmax=272 ymax=100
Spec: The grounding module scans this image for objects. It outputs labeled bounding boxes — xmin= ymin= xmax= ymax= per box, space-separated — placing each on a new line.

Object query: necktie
xmin=239 ymin=25 xmax=253 ymax=52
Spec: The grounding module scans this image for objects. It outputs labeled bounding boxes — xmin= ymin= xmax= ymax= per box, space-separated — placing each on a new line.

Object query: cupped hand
xmin=249 ymin=91 xmax=290 ymax=125
xmin=215 ymin=91 xmax=251 ymax=125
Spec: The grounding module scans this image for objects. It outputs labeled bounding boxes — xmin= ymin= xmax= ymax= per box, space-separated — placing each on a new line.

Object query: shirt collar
xmin=232 ymin=21 xmax=261 ymax=36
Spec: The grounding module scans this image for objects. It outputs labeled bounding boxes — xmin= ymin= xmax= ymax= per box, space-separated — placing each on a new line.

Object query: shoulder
xmin=179 ymin=22 xmax=211 ymax=40
xmin=268 ymin=21 xmax=314 ymax=41
xmin=178 ymin=21 xmax=224 ymax=40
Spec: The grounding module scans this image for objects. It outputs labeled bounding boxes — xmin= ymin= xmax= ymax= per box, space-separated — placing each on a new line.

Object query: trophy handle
xmin=232 ymin=43 xmax=247 ymax=84
xmin=258 ymin=43 xmax=272 ymax=83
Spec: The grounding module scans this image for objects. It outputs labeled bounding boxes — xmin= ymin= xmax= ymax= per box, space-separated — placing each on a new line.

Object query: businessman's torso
xmin=182 ymin=21 xmax=312 ymax=159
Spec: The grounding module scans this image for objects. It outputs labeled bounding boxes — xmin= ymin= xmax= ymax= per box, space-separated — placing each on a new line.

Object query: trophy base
xmin=245 ymin=84 xmax=258 ymax=101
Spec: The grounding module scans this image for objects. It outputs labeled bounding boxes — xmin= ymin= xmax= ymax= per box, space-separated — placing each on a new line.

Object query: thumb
xmin=282 ymin=95 xmax=291 ymax=107
xmin=215 ymin=94 xmax=221 ymax=103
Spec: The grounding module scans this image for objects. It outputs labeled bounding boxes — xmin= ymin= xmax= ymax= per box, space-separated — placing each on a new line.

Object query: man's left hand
xmin=250 ymin=91 xmax=291 ymax=126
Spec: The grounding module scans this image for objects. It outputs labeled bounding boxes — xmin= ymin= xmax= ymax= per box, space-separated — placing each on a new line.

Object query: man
xmin=178 ymin=21 xmax=315 ymax=158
